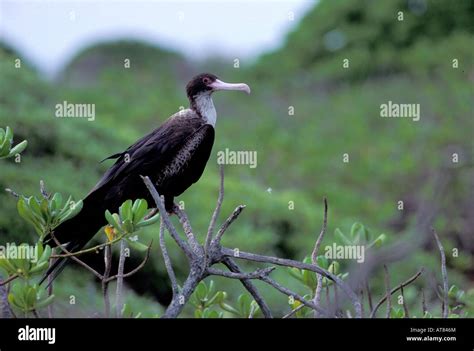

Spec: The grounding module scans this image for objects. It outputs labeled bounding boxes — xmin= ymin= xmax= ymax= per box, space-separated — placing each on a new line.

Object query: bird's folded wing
xmin=88 ymin=114 xmax=207 ymax=194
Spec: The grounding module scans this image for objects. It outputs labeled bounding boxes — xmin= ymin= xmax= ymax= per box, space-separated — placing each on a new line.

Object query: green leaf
xmin=133 ymin=199 xmax=149 ymax=223
xmin=35 ymin=294 xmax=55 ymax=309
xmin=126 ymin=238 xmax=149 ymax=252
xmin=335 ymin=228 xmax=352 ymax=245
xmin=136 ymin=213 xmax=160 ymax=228
xmin=207 ymin=291 xmax=226 ymax=306
xmin=316 ymin=255 xmax=329 ymax=268
xmin=328 ymin=261 xmax=340 ymax=275
xmin=122 ymin=219 xmax=134 ymax=233
xmin=195 ymin=281 xmax=208 ymax=302
xmin=0 ymin=126 xmax=13 ymax=156
xmin=37 ymin=245 xmax=52 ymax=265
xmin=372 ymin=233 xmax=387 ymax=248
xmin=350 ymin=222 xmax=364 ymax=242
xmin=60 ymin=200 xmax=83 ymax=223
xmin=4 ymin=126 xmax=12 ymax=143
xmin=238 ymin=294 xmax=251 ymax=316
xmin=120 ymin=200 xmax=133 ymax=221
xmin=8 ymin=140 xmax=27 ymax=157
xmin=51 ymin=193 xmax=63 ymax=211
xmin=29 ymin=261 xmax=48 ymax=275
xmin=105 ymin=210 xmax=119 ymax=228
xmin=25 ymin=286 xmax=37 ymax=309
xmin=219 ymin=302 xmax=240 ymax=315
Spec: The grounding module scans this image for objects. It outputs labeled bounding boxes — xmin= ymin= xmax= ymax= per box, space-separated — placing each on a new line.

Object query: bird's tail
xmin=40 ymin=194 xmax=106 ymax=286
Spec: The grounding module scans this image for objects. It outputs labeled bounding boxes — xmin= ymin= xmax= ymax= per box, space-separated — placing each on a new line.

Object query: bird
xmin=41 ymin=73 xmax=251 ymax=284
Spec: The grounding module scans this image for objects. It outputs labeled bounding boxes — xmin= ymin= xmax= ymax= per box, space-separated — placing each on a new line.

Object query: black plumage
xmin=41 ymin=73 xmax=250 ymax=284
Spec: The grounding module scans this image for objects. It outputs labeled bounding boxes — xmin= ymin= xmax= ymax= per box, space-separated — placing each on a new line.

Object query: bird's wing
xmin=89 ymin=112 xmax=208 ymax=195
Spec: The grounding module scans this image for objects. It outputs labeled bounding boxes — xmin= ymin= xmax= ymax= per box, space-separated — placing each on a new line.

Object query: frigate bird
xmin=41 ymin=73 xmax=250 ymax=284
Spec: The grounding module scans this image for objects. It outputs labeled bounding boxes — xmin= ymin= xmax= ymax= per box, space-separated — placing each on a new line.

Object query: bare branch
xmin=47 ymin=252 xmax=55 ymax=318
xmin=311 ymin=197 xmax=328 ymax=263
xmin=50 ymin=232 xmax=103 ymax=280
xmin=370 ymin=268 xmax=424 ymax=318
xmin=432 ymin=228 xmax=448 ymax=318
xmin=260 ymin=276 xmax=330 ymax=317
xmin=206 ymin=164 xmax=224 ymax=253
xmin=162 ymin=265 xmax=203 ymax=318
xmin=311 ymin=197 xmax=328 ymax=317
xmin=159 ymin=219 xmax=179 ymax=296
xmin=207 ymin=266 xmax=275 ymax=279
xmin=365 ymin=279 xmax=373 ymax=314
xmin=141 ymin=175 xmax=193 ymax=259
xmin=212 ymin=205 xmax=246 ymax=244
xmin=222 ymin=257 xmax=273 ymax=318
xmin=50 ymin=232 xmax=128 ymax=258
xmin=0 ymin=274 xmax=13 ymax=318
xmin=102 ymin=245 xmax=112 ymax=317
xmin=105 ymin=241 xmax=153 ymax=282
xmin=282 ymin=304 xmax=305 ymax=319
xmin=421 ymin=288 xmax=427 ymax=316
xmin=0 ymin=274 xmax=19 ymax=287
xmin=174 ymin=206 xmax=201 ymax=255
xmin=401 ymin=285 xmax=409 ymax=318
xmin=384 ymin=265 xmax=391 ymax=318
xmin=115 ymin=240 xmax=127 ymax=318
xmin=221 ymin=247 xmax=362 ymax=317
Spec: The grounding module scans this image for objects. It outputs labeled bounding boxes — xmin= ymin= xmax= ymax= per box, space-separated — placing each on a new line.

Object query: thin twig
xmin=207 ymin=267 xmax=275 ymax=279
xmin=221 ymin=247 xmax=362 ymax=317
xmin=174 ymin=206 xmax=201 ymax=255
xmin=0 ymin=274 xmax=19 ymax=287
xmin=282 ymin=304 xmax=305 ymax=319
xmin=311 ymin=197 xmax=328 ymax=317
xmin=47 ymin=250 xmax=55 ymax=318
xmin=51 ymin=232 xmax=128 ymax=258
xmin=50 ymin=232 xmax=103 ymax=279
xmin=222 ymin=257 xmax=273 ymax=319
xmin=115 ymin=239 xmax=127 ymax=318
xmin=401 ymin=285 xmax=409 ymax=318
xmin=370 ymin=268 xmax=424 ymax=318
xmin=359 ymin=288 xmax=365 ymax=317
xmin=366 ymin=279 xmax=373 ymax=313
xmin=141 ymin=176 xmax=192 ymax=259
xmin=206 ymin=165 xmax=224 ymax=254
xmin=159 ymin=219 xmax=179 ymax=296
xmin=421 ymin=288 xmax=427 ymax=316
xmin=103 ymin=242 xmax=153 ymax=283
xmin=102 ymin=245 xmax=112 ymax=317
xmin=260 ymin=276 xmax=329 ymax=317
xmin=432 ymin=228 xmax=448 ymax=318
xmin=212 ymin=205 xmax=246 ymax=244
xmin=384 ymin=265 xmax=391 ymax=318
xmin=311 ymin=197 xmax=328 ymax=263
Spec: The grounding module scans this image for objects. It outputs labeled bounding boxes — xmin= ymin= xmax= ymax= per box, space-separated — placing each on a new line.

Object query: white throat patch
xmin=194 ymin=93 xmax=217 ymax=127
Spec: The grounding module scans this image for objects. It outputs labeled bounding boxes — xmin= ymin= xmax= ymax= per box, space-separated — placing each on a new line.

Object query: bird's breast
xmin=155 ymin=127 xmax=209 ymax=185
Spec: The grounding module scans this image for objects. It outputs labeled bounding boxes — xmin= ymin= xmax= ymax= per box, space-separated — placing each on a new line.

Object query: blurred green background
xmin=0 ymin=0 xmax=473 ymax=317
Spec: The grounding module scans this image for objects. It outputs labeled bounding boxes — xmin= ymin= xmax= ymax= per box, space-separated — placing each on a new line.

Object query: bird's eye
xmin=202 ymin=77 xmax=211 ymax=84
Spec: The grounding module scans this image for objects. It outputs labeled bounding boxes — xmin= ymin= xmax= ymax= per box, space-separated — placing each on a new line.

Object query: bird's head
xmin=186 ymin=73 xmax=251 ymax=101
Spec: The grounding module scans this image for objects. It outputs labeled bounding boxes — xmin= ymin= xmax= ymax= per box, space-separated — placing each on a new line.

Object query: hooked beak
xmin=210 ymin=79 xmax=251 ymax=94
